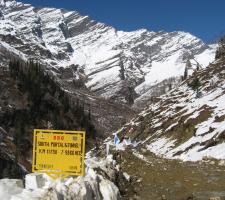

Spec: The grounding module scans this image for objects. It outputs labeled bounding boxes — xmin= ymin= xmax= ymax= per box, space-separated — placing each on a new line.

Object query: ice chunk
xmin=25 ymin=173 xmax=46 ymax=190
xmin=0 ymin=179 xmax=23 ymax=200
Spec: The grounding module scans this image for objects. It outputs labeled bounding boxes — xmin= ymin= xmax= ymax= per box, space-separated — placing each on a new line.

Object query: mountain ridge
xmin=0 ymin=0 xmax=217 ymax=107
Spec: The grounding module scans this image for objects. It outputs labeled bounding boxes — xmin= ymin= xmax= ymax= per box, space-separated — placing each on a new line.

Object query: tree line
xmin=5 ymin=59 xmax=96 ymax=145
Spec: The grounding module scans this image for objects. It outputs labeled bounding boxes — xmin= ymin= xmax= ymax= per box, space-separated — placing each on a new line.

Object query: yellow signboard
xmin=32 ymin=129 xmax=85 ymax=179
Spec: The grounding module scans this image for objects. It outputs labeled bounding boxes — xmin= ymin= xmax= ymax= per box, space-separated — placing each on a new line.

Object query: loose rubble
xmin=0 ymin=155 xmax=124 ymax=200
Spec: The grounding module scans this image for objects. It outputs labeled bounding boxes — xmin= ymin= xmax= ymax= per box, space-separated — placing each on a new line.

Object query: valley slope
xmin=116 ymin=49 xmax=225 ymax=161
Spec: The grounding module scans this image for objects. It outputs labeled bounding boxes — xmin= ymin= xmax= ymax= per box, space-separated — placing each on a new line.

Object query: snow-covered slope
xmin=0 ymin=0 xmax=217 ymax=105
xmin=115 ymin=56 xmax=225 ymax=161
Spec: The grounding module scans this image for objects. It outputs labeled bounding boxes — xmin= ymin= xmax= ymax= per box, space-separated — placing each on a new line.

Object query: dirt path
xmin=118 ymin=150 xmax=225 ymax=200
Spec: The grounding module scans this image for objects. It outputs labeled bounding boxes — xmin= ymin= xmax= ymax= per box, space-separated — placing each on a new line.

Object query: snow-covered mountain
xmin=115 ymin=54 xmax=225 ymax=161
xmin=0 ymin=0 xmax=217 ymax=106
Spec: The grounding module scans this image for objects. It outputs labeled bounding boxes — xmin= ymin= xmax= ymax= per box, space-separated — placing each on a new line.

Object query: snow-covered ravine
xmin=114 ymin=58 xmax=225 ymax=162
xmin=0 ymin=0 xmax=217 ymax=104
xmin=0 ymin=154 xmax=122 ymax=200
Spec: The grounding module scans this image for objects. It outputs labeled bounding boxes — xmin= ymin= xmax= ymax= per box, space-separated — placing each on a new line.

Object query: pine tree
xmin=186 ymin=59 xmax=192 ymax=69
xmin=215 ymin=35 xmax=225 ymax=59
xmin=189 ymin=77 xmax=201 ymax=92
xmin=183 ymin=66 xmax=188 ymax=80
xmin=119 ymin=60 xmax=125 ymax=80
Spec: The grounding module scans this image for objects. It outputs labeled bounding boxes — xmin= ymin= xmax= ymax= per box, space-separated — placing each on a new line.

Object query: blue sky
xmin=22 ymin=0 xmax=225 ymax=43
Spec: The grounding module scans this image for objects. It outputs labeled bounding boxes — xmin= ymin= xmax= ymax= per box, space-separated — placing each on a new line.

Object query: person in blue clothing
xmin=114 ymin=134 xmax=120 ymax=145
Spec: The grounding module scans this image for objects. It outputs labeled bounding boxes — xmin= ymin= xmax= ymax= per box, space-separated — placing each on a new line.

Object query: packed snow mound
xmin=0 ymin=0 xmax=217 ymax=105
xmin=0 ymin=179 xmax=24 ymax=200
xmin=0 ymin=155 xmax=121 ymax=200
xmin=115 ymin=58 xmax=225 ymax=161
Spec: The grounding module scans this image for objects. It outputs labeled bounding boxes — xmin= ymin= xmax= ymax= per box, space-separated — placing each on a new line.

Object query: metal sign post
xmin=32 ymin=129 xmax=85 ymax=179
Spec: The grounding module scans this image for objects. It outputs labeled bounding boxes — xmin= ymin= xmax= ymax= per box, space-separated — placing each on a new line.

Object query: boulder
xmin=99 ymin=179 xmax=121 ymax=200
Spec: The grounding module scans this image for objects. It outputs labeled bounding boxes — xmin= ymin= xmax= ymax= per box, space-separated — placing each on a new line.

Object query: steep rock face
xmin=0 ymin=0 xmax=217 ymax=106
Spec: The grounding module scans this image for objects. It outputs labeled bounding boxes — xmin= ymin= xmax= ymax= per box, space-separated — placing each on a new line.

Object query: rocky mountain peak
xmin=0 ymin=0 xmax=217 ymax=108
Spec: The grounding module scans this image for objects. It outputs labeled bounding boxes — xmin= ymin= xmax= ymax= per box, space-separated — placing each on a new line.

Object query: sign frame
xmin=32 ymin=129 xmax=85 ymax=179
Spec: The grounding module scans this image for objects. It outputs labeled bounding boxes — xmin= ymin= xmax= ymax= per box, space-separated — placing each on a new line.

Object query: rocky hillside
xmin=0 ymin=0 xmax=217 ymax=107
xmin=0 ymin=59 xmax=99 ymax=178
xmin=115 ymin=50 xmax=225 ymax=162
